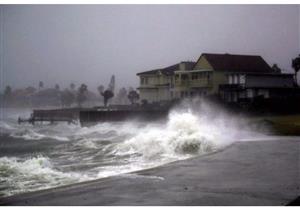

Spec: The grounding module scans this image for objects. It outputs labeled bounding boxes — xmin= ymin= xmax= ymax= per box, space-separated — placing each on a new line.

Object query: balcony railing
xmin=219 ymin=84 xmax=244 ymax=90
xmin=175 ymin=79 xmax=212 ymax=88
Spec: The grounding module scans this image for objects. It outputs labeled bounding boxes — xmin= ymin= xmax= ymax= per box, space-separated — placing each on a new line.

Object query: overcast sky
xmin=0 ymin=5 xmax=299 ymax=92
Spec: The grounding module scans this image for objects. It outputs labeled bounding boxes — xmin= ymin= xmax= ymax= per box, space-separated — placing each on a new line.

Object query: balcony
xmin=137 ymin=84 xmax=158 ymax=89
xmin=175 ymin=79 xmax=212 ymax=88
xmin=219 ymin=84 xmax=244 ymax=90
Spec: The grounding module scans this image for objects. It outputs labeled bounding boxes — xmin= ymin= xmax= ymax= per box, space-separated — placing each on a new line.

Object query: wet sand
xmin=1 ymin=138 xmax=299 ymax=206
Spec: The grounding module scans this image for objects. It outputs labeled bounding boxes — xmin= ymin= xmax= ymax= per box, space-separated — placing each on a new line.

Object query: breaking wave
xmin=0 ymin=155 xmax=89 ymax=197
xmin=0 ymin=101 xmax=264 ymax=197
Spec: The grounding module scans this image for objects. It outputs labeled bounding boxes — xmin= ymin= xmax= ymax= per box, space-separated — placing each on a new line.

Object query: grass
xmin=252 ymin=114 xmax=300 ymax=135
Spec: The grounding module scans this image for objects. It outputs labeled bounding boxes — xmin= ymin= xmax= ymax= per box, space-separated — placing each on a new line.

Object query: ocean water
xmin=0 ymin=103 xmax=264 ymax=197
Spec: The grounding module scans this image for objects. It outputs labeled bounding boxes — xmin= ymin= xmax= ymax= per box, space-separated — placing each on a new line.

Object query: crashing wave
xmin=0 ymin=155 xmax=89 ymax=197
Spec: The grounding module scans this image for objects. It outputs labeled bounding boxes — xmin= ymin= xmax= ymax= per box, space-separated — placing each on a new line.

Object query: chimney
xmin=179 ymin=62 xmax=186 ymax=71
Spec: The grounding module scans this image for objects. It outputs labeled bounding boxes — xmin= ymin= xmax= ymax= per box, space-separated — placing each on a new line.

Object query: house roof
xmin=200 ymin=53 xmax=273 ymax=73
xmin=137 ymin=61 xmax=195 ymax=76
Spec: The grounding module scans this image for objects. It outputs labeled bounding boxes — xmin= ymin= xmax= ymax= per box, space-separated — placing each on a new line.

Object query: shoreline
xmin=1 ymin=138 xmax=299 ymax=206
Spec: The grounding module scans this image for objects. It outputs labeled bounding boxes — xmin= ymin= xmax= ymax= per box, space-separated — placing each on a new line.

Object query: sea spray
xmin=0 ymin=102 xmax=265 ymax=197
xmin=0 ymin=155 xmax=88 ymax=196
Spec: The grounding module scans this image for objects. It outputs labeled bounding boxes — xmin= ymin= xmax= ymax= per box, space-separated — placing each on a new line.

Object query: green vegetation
xmin=253 ymin=114 xmax=300 ymax=135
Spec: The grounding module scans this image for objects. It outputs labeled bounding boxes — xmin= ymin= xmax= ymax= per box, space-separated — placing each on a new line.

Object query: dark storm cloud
xmin=1 ymin=5 xmax=299 ymax=91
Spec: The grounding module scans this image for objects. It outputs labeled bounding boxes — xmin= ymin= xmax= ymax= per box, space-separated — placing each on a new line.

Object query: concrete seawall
xmin=79 ymin=109 xmax=169 ymax=126
xmin=1 ymin=138 xmax=299 ymax=206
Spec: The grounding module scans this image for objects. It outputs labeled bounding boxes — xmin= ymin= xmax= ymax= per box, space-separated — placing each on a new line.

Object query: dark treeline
xmin=0 ymin=76 xmax=140 ymax=108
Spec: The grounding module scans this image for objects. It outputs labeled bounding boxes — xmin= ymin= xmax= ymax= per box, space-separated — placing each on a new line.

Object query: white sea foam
xmin=0 ymin=101 xmax=267 ymax=197
xmin=0 ymin=155 xmax=90 ymax=196
xmin=113 ymin=108 xmax=251 ymax=162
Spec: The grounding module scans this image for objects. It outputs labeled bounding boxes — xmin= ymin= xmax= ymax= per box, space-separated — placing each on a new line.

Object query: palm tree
xmin=97 ymin=85 xmax=104 ymax=95
xmin=116 ymin=87 xmax=127 ymax=104
xmin=38 ymin=81 xmax=44 ymax=90
xmin=70 ymin=83 xmax=76 ymax=91
xmin=3 ymin=85 xmax=12 ymax=106
xmin=292 ymin=54 xmax=300 ymax=86
xmin=101 ymin=90 xmax=114 ymax=107
xmin=77 ymin=84 xmax=88 ymax=107
xmin=55 ymin=84 xmax=60 ymax=90
xmin=61 ymin=89 xmax=75 ymax=107
xmin=128 ymin=90 xmax=139 ymax=105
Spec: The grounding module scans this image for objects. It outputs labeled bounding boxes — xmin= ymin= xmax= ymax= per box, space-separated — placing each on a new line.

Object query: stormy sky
xmin=0 ymin=5 xmax=299 ymax=92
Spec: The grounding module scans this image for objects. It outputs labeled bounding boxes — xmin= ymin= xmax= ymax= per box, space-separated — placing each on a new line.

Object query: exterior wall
xmin=194 ymin=56 xmax=213 ymax=70
xmin=173 ymin=70 xmax=227 ymax=97
xmin=140 ymin=75 xmax=160 ymax=87
xmin=193 ymin=56 xmax=227 ymax=95
xmin=219 ymin=73 xmax=294 ymax=102
xmin=246 ymin=75 xmax=294 ymax=88
xmin=211 ymin=71 xmax=227 ymax=95
xmin=138 ymin=88 xmax=158 ymax=103
xmin=157 ymin=87 xmax=171 ymax=101
xmin=158 ymin=74 xmax=172 ymax=86
xmin=138 ymin=73 xmax=173 ymax=103
xmin=228 ymin=74 xmax=246 ymax=85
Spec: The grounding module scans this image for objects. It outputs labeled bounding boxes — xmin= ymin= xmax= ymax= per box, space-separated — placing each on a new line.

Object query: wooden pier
xmin=18 ymin=108 xmax=81 ymax=125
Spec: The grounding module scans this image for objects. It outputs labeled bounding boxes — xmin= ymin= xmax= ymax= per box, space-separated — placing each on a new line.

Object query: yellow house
xmin=137 ymin=62 xmax=195 ymax=103
xmin=137 ymin=53 xmax=273 ymax=103
xmin=174 ymin=53 xmax=273 ymax=98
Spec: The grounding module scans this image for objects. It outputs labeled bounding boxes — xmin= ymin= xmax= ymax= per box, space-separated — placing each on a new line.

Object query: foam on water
xmin=0 ymin=155 xmax=90 ymax=197
xmin=0 ymin=101 xmax=266 ymax=197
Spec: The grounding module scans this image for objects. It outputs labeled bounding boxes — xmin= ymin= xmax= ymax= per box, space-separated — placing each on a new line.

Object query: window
xmin=229 ymin=75 xmax=233 ymax=84
xmin=234 ymin=74 xmax=238 ymax=84
xmin=233 ymin=92 xmax=238 ymax=102
xmin=192 ymin=74 xmax=198 ymax=80
xmin=182 ymin=74 xmax=188 ymax=80
xmin=247 ymin=89 xmax=254 ymax=98
xmin=258 ymin=89 xmax=269 ymax=98
xmin=239 ymin=75 xmax=245 ymax=84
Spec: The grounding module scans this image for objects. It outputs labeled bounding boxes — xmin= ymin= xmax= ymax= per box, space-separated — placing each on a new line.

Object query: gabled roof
xmin=199 ymin=53 xmax=273 ymax=73
xmin=137 ymin=61 xmax=195 ymax=76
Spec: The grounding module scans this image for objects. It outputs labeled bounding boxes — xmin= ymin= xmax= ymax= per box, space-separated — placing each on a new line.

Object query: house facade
xmin=137 ymin=62 xmax=195 ymax=103
xmin=137 ymin=53 xmax=292 ymax=103
xmin=219 ymin=73 xmax=295 ymax=102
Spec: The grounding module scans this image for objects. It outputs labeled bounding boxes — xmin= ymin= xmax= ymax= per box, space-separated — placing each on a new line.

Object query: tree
xmin=128 ymin=90 xmax=139 ymax=105
xmin=116 ymin=87 xmax=127 ymax=104
xmin=272 ymin=64 xmax=281 ymax=74
xmin=70 ymin=83 xmax=76 ymax=91
xmin=97 ymin=85 xmax=104 ymax=95
xmin=25 ymin=86 xmax=36 ymax=95
xmin=38 ymin=81 xmax=44 ymax=90
xmin=55 ymin=84 xmax=60 ymax=90
xmin=61 ymin=89 xmax=75 ymax=107
xmin=108 ymin=75 xmax=115 ymax=92
xmin=3 ymin=85 xmax=12 ymax=106
xmin=77 ymin=84 xmax=88 ymax=107
xmin=101 ymin=90 xmax=114 ymax=107
xmin=292 ymin=54 xmax=300 ymax=86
